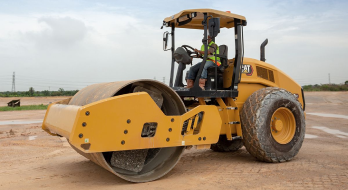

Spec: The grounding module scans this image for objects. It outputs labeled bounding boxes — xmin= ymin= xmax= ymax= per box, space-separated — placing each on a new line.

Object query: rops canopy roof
xmin=163 ymin=9 xmax=247 ymax=29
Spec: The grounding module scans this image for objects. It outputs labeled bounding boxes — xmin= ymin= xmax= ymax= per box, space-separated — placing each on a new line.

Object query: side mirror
xmin=163 ymin=31 xmax=170 ymax=51
xmin=208 ymin=18 xmax=220 ymax=38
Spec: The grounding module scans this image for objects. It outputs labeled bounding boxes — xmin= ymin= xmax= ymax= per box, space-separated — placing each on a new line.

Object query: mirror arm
xmin=163 ymin=31 xmax=168 ymax=51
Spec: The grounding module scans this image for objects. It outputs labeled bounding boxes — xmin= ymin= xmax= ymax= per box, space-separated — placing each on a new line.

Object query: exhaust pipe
xmin=260 ymin=38 xmax=268 ymax=62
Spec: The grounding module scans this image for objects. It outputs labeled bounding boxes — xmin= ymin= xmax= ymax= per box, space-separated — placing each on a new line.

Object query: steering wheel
xmin=181 ymin=45 xmax=201 ymax=58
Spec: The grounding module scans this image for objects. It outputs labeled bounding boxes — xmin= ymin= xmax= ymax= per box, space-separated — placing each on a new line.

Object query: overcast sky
xmin=0 ymin=0 xmax=347 ymax=91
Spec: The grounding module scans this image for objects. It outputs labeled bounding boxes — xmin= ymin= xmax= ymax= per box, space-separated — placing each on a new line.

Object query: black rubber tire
xmin=241 ymin=87 xmax=305 ymax=163
xmin=210 ymin=135 xmax=243 ymax=152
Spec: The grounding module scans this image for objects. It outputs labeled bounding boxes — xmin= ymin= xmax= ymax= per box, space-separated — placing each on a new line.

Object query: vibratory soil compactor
xmin=42 ymin=9 xmax=306 ymax=182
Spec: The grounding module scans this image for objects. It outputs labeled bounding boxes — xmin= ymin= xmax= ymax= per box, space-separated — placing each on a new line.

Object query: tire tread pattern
xmin=241 ymin=87 xmax=305 ymax=163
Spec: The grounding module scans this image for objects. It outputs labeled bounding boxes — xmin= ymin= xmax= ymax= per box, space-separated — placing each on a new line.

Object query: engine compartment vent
xmin=256 ymin=66 xmax=275 ymax=83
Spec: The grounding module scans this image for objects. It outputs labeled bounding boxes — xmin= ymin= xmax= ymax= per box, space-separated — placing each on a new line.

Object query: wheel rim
xmin=270 ymin=107 xmax=296 ymax=144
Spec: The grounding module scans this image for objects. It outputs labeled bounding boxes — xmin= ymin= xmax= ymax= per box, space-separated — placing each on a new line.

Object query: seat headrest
xmin=219 ymin=45 xmax=228 ymax=56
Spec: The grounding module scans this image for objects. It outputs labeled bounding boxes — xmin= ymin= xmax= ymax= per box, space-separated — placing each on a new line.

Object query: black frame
xmin=166 ymin=13 xmax=246 ymax=98
xmin=169 ymin=23 xmax=175 ymax=87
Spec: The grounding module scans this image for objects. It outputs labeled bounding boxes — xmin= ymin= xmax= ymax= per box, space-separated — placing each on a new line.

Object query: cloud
xmin=1 ymin=1 xmax=348 ymax=91
xmin=24 ymin=17 xmax=89 ymax=49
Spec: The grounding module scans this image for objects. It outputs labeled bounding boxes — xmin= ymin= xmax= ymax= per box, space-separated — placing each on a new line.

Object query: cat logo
xmin=242 ymin=64 xmax=253 ymax=76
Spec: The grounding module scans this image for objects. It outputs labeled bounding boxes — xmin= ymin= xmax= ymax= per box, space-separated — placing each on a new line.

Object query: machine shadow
xmin=56 ymin=147 xmax=256 ymax=184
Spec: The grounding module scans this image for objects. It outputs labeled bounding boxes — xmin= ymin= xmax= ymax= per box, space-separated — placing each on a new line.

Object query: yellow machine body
xmin=42 ymin=57 xmax=304 ymax=152
xmin=225 ymin=58 xmax=304 ymax=109
xmin=43 ymin=92 xmax=221 ymax=153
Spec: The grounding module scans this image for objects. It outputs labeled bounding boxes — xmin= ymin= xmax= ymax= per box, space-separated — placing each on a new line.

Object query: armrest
xmin=215 ymin=54 xmax=227 ymax=59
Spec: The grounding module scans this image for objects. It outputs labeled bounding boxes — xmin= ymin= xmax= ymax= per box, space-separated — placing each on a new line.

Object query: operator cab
xmin=162 ymin=9 xmax=247 ymax=98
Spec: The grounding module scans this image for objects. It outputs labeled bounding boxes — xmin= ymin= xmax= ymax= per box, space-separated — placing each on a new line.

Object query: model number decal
xmin=242 ymin=64 xmax=253 ymax=76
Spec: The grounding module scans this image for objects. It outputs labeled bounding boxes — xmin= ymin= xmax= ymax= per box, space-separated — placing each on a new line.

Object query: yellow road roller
xmin=42 ymin=9 xmax=306 ymax=182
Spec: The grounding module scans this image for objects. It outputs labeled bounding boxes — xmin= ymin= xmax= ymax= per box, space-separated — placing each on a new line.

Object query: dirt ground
xmin=0 ymin=96 xmax=71 ymax=107
xmin=0 ymin=92 xmax=347 ymax=189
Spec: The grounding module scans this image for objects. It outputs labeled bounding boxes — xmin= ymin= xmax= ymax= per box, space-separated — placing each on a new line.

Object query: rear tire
xmin=210 ymin=135 xmax=243 ymax=152
xmin=241 ymin=87 xmax=305 ymax=163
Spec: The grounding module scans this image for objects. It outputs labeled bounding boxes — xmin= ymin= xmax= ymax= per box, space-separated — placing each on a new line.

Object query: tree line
xmin=302 ymin=81 xmax=348 ymax=91
xmin=1 ymin=81 xmax=347 ymax=97
xmin=0 ymin=87 xmax=79 ymax=97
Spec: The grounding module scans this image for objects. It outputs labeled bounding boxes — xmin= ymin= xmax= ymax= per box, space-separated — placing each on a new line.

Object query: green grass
xmin=0 ymin=104 xmax=48 ymax=111
xmin=303 ymin=84 xmax=348 ymax=91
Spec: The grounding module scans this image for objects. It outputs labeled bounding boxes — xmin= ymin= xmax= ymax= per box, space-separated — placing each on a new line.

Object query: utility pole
xmin=163 ymin=77 xmax=165 ymax=84
xmin=11 ymin=72 xmax=15 ymax=92
xmin=154 ymin=77 xmax=156 ymax=81
xmin=328 ymin=73 xmax=331 ymax=84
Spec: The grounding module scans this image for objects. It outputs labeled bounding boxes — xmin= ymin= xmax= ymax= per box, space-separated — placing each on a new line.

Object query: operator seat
xmin=206 ymin=45 xmax=228 ymax=90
